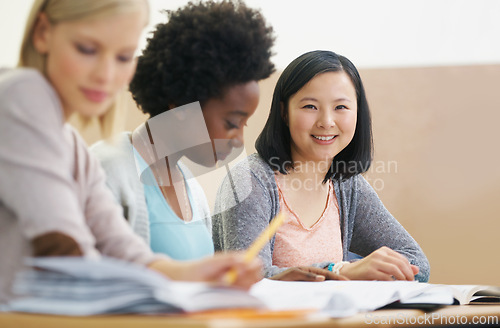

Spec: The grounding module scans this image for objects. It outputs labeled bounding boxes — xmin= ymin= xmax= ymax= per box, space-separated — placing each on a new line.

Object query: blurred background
xmin=2 ymin=0 xmax=499 ymax=285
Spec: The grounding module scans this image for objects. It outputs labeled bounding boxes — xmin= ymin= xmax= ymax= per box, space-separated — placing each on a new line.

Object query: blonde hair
xmin=18 ymin=0 xmax=149 ymax=140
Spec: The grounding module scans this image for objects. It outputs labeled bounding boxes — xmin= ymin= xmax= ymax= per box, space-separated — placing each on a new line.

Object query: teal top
xmin=136 ymin=150 xmax=214 ymax=260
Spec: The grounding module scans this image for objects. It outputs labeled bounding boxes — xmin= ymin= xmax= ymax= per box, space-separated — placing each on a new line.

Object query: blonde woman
xmin=0 ymin=0 xmax=261 ymax=303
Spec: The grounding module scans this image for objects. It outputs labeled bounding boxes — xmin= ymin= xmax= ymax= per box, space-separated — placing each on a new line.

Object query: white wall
xmin=2 ymin=0 xmax=499 ymax=70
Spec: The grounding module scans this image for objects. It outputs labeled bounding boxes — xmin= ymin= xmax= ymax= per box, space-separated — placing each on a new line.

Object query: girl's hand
xmin=148 ymin=252 xmax=263 ymax=290
xmin=339 ymin=246 xmax=419 ymax=281
xmin=269 ymin=266 xmax=348 ymax=281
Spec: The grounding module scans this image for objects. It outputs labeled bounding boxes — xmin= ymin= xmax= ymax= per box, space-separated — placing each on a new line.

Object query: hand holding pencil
xmin=150 ymin=251 xmax=263 ymax=290
xmin=149 ymin=211 xmax=281 ymax=289
xmin=150 ymin=211 xmax=345 ymax=287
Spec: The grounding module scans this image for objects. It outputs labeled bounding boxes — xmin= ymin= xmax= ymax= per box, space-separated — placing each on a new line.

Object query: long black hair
xmin=255 ymin=50 xmax=373 ymax=182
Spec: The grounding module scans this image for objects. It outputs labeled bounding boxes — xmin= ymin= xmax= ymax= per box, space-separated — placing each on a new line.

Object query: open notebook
xmin=2 ymin=257 xmax=497 ymax=317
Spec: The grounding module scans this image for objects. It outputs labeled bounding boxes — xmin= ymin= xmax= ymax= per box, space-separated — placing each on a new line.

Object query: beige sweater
xmin=0 ymin=68 xmax=163 ymax=303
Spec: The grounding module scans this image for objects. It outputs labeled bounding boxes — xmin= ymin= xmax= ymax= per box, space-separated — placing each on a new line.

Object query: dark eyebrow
xmin=299 ymin=97 xmax=352 ymax=103
xmin=336 ymin=98 xmax=353 ymax=103
xmin=299 ymin=97 xmax=319 ymax=102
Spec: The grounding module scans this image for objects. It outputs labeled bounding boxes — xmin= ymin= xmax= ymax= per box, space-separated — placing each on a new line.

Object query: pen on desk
xmin=224 ymin=212 xmax=286 ymax=285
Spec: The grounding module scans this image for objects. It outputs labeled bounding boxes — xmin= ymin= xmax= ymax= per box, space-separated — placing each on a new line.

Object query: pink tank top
xmin=272 ymin=177 xmax=343 ymax=267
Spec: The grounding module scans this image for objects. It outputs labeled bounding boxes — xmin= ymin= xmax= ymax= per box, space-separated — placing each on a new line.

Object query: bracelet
xmin=331 ymin=261 xmax=349 ymax=275
xmin=327 ymin=263 xmax=335 ymax=271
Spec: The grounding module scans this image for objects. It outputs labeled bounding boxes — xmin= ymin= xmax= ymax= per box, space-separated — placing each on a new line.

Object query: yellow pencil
xmin=224 ymin=212 xmax=286 ymax=284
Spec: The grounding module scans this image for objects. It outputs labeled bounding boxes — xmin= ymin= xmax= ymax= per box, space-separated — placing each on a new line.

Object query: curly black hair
xmin=130 ymin=0 xmax=275 ymax=117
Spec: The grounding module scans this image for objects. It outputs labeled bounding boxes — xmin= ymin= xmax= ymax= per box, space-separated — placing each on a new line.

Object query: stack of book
xmin=4 ymin=257 xmax=263 ymax=315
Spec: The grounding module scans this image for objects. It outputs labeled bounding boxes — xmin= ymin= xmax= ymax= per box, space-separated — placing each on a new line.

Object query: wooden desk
xmin=1 ymin=305 xmax=499 ymax=328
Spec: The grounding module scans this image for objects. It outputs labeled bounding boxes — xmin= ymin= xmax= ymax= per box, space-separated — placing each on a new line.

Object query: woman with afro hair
xmin=92 ymin=0 xmax=345 ymax=282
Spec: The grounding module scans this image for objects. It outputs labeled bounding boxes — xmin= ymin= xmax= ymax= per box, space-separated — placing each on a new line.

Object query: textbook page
xmin=249 ymin=279 xmax=454 ymax=317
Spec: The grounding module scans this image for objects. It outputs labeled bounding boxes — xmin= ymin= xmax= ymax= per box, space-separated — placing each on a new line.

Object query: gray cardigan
xmin=213 ymin=154 xmax=430 ymax=282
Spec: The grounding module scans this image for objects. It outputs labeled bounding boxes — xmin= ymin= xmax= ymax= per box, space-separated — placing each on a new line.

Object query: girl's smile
xmin=311 ymin=134 xmax=338 ymax=144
